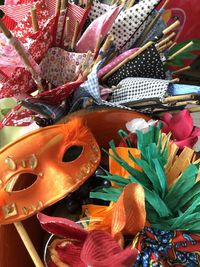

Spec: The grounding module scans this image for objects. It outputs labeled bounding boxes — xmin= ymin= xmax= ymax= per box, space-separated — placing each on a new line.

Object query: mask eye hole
xmin=6 ymin=173 xmax=38 ymax=192
xmin=62 ymin=145 xmax=83 ymax=162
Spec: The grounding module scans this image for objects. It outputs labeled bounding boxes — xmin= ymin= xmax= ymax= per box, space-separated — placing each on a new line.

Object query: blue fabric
xmin=168 ymin=84 xmax=200 ymax=96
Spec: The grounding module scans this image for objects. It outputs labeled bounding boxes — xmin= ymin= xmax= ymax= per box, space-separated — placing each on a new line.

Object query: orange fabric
xmin=0 ymin=118 xmax=101 ymax=224
xmin=109 ymin=147 xmax=141 ymax=178
xmin=82 ymin=183 xmax=146 ymax=241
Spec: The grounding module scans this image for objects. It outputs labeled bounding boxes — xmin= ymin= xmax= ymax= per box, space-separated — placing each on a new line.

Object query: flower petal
xmin=175 ymin=136 xmax=198 ymax=149
xmin=191 ymin=127 xmax=200 ymax=137
xmin=81 ymin=230 xmax=138 ymax=267
xmin=169 ymin=110 xmax=193 ymax=140
xmin=38 ymin=213 xmax=88 ymax=241
xmin=161 ymin=112 xmax=172 ymax=125
xmin=111 ymin=183 xmax=146 ymax=237
xmin=48 ymin=238 xmax=86 ymax=267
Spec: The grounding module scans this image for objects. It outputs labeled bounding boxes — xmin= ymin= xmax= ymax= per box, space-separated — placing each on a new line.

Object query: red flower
xmin=160 ymin=110 xmax=200 ymax=149
xmin=38 ymin=213 xmax=138 ymax=267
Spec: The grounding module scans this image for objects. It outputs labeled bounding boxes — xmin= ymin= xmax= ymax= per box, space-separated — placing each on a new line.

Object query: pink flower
xmin=160 ymin=110 xmax=200 ymax=149
xmin=38 ymin=213 xmax=138 ymax=267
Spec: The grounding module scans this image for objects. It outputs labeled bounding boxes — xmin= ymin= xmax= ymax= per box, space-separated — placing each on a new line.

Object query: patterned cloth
xmin=110 ymin=0 xmax=161 ymax=51
xmin=88 ymin=0 xmax=111 ymax=22
xmin=76 ymin=6 xmax=121 ymax=53
xmin=105 ymin=44 xmax=166 ymax=87
xmin=110 ymin=77 xmax=169 ymax=104
xmin=40 ymin=47 xmax=93 ymax=86
xmin=134 ymin=227 xmax=200 ymax=267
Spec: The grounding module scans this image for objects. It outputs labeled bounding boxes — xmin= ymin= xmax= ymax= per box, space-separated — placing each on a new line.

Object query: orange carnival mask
xmin=0 ymin=118 xmax=101 ymax=224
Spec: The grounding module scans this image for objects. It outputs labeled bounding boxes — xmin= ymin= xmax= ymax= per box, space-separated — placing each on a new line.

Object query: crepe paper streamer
xmin=109 ymin=77 xmax=170 ymax=105
xmin=134 ymin=227 xmax=200 ymax=266
xmin=91 ymin=125 xmax=200 ymax=232
xmin=110 ymin=0 xmax=161 ymax=51
xmin=105 ymin=44 xmax=166 ymax=87
xmin=168 ymin=84 xmax=200 ymax=96
xmin=76 ymin=6 xmax=121 ymax=53
xmin=98 ymin=48 xmax=139 ymax=78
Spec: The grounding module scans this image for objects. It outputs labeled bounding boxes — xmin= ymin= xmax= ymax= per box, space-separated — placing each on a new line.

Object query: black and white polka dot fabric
xmin=88 ymin=0 xmax=110 ymax=22
xmin=110 ymin=0 xmax=161 ymax=51
xmin=109 ymin=77 xmax=170 ymax=104
xmin=105 ymin=44 xmax=166 ymax=87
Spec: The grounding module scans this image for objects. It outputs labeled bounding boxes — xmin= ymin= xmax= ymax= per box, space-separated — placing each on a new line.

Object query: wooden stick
xmin=56 ymin=0 xmax=61 ymax=13
xmin=175 ymin=100 xmax=198 ymax=106
xmin=136 ymin=0 xmax=169 ymax=46
xmin=127 ymin=0 xmax=135 ymax=9
xmin=94 ymin=34 xmax=103 ymax=58
xmin=172 ymin=66 xmax=191 ymax=75
xmin=95 ymin=34 xmax=114 ymax=64
xmin=102 ymin=41 xmax=153 ymax=81
xmin=157 ymin=40 xmax=173 ymax=53
xmin=81 ymin=50 xmax=92 ymax=72
xmin=187 ymin=106 xmax=200 ymax=113
xmin=61 ymin=0 xmax=67 ymax=10
xmin=71 ymin=20 xmax=79 ymax=51
xmin=162 ymin=94 xmax=196 ymax=104
xmin=167 ymin=41 xmax=193 ymax=61
xmin=170 ymin=78 xmax=180 ymax=83
xmin=157 ymin=32 xmax=176 ymax=47
xmin=14 ymin=222 xmax=44 ymax=267
xmin=168 ymin=41 xmax=177 ymax=51
xmin=64 ymin=16 xmax=70 ymax=48
xmin=163 ymin=20 xmax=180 ymax=35
xmin=31 ymin=7 xmax=39 ymax=32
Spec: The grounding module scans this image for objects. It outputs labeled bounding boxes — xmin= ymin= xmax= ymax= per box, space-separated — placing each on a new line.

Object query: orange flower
xmin=81 ymin=148 xmax=146 ymax=243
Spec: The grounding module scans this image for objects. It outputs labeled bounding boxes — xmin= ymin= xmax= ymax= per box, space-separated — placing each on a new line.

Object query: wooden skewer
xmin=14 ymin=222 xmax=44 ymax=267
xmin=6 ymin=182 xmax=44 ymax=267
xmin=127 ymin=0 xmax=135 ymax=9
xmin=31 ymin=7 xmax=39 ymax=32
xmin=95 ymin=34 xmax=114 ymax=64
xmin=162 ymin=94 xmax=196 ymax=104
xmin=136 ymin=0 xmax=170 ymax=46
xmin=64 ymin=16 xmax=70 ymax=48
xmin=56 ymin=0 xmax=61 ymax=14
xmin=94 ymin=34 xmax=103 ymax=58
xmin=175 ymin=100 xmax=198 ymax=106
xmin=157 ymin=32 xmax=176 ymax=47
xmin=157 ymin=40 xmax=173 ymax=53
xmin=170 ymin=78 xmax=180 ymax=83
xmin=172 ymin=66 xmax=191 ymax=75
xmin=102 ymin=41 xmax=153 ymax=81
xmin=167 ymin=41 xmax=193 ymax=61
xmin=168 ymin=42 xmax=177 ymax=51
xmin=187 ymin=106 xmax=200 ymax=113
xmin=81 ymin=50 xmax=92 ymax=71
xmin=163 ymin=20 xmax=180 ymax=36
xmin=61 ymin=0 xmax=67 ymax=10
xmin=0 ymin=19 xmax=44 ymax=91
xmin=71 ymin=20 xmax=79 ymax=51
